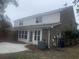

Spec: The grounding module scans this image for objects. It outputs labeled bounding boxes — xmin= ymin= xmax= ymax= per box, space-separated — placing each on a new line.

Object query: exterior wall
xmin=60 ymin=6 xmax=77 ymax=31
xmin=42 ymin=29 xmax=48 ymax=43
xmin=14 ymin=13 xmax=60 ymax=27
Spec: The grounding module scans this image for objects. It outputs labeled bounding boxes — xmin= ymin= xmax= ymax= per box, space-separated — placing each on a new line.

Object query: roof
xmin=15 ymin=6 xmax=73 ymax=22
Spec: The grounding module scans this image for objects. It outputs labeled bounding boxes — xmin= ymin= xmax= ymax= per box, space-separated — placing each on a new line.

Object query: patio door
xmin=33 ymin=30 xmax=41 ymax=44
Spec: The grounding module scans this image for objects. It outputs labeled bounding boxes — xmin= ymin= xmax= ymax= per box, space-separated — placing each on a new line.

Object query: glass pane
xmin=25 ymin=31 xmax=27 ymax=34
xmin=35 ymin=35 xmax=36 ymax=40
xmin=29 ymin=31 xmax=32 ymax=41
xmin=16 ymin=30 xmax=18 ymax=34
xmin=24 ymin=31 xmax=27 ymax=39
xmin=19 ymin=31 xmax=21 ymax=34
xmin=22 ymin=34 xmax=24 ymax=38
xmin=25 ymin=35 xmax=27 ymax=39
xmin=19 ymin=21 xmax=23 ymax=26
xmin=38 ymin=31 xmax=40 ymax=35
xmin=35 ymin=31 xmax=37 ymax=35
xmin=35 ymin=31 xmax=37 ymax=40
xmin=36 ymin=17 xmax=42 ymax=23
xmin=18 ymin=35 xmax=21 ymax=38
xmin=21 ymin=31 xmax=24 ymax=34
xmin=38 ymin=36 xmax=40 ymax=41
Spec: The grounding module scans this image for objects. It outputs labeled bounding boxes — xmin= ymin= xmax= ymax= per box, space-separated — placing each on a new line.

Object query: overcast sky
xmin=5 ymin=0 xmax=79 ymax=25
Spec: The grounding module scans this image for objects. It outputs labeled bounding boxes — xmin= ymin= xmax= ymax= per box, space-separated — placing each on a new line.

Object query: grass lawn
xmin=0 ymin=44 xmax=79 ymax=59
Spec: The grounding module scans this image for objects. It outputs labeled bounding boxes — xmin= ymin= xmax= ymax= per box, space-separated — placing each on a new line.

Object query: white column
xmin=40 ymin=29 xmax=42 ymax=41
xmin=32 ymin=30 xmax=35 ymax=44
xmin=48 ymin=29 xmax=51 ymax=48
xmin=27 ymin=30 xmax=30 ymax=42
xmin=17 ymin=30 xmax=20 ymax=41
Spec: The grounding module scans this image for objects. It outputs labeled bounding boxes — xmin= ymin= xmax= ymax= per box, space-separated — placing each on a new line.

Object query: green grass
xmin=0 ymin=45 xmax=79 ymax=59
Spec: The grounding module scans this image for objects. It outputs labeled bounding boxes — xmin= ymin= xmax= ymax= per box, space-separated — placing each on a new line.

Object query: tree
xmin=0 ymin=0 xmax=18 ymax=15
xmin=0 ymin=0 xmax=18 ymax=29
xmin=73 ymin=0 xmax=79 ymax=5
xmin=0 ymin=15 xmax=12 ymax=29
xmin=0 ymin=0 xmax=18 ymax=7
xmin=0 ymin=0 xmax=18 ymax=40
xmin=0 ymin=0 xmax=18 ymax=26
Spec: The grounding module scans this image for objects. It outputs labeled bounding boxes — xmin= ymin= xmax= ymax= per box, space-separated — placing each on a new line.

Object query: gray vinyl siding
xmin=42 ymin=29 xmax=48 ymax=43
xmin=60 ymin=6 xmax=77 ymax=31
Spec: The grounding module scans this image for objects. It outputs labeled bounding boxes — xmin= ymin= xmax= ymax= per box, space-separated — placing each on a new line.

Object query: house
xmin=14 ymin=6 xmax=77 ymax=48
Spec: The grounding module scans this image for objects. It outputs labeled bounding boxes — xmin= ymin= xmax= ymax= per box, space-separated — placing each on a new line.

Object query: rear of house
xmin=14 ymin=6 xmax=77 ymax=48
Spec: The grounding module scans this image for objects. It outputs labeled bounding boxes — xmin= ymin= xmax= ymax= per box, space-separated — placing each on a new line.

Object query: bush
xmin=38 ymin=40 xmax=48 ymax=50
xmin=62 ymin=30 xmax=79 ymax=46
xmin=63 ymin=30 xmax=79 ymax=39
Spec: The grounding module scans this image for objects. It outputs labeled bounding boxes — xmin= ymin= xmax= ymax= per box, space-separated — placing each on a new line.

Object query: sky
xmin=5 ymin=0 xmax=79 ymax=26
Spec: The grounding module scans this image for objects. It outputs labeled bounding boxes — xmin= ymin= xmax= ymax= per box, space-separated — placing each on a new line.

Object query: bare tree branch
xmin=73 ymin=0 xmax=79 ymax=5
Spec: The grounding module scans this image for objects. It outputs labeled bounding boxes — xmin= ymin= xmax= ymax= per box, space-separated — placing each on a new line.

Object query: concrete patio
xmin=0 ymin=42 xmax=29 ymax=54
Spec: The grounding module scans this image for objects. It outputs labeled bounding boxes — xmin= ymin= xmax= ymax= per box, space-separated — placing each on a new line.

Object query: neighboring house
xmin=14 ymin=6 xmax=77 ymax=48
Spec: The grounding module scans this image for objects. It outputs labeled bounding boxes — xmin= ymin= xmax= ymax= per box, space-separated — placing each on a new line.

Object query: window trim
xmin=36 ymin=17 xmax=42 ymax=23
xmin=19 ymin=20 xmax=23 ymax=26
xmin=18 ymin=30 xmax=27 ymax=39
xmin=34 ymin=30 xmax=40 ymax=41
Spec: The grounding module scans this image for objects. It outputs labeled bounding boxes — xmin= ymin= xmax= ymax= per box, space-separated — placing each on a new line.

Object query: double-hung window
xmin=19 ymin=20 xmax=23 ymax=26
xmin=36 ymin=17 xmax=42 ymax=23
xmin=24 ymin=31 xmax=27 ymax=39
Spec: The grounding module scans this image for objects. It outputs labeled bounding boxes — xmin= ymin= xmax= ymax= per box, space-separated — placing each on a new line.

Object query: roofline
xmin=14 ymin=5 xmax=73 ymax=22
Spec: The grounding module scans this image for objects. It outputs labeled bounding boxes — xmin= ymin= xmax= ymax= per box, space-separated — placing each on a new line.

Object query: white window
xmin=24 ymin=31 xmax=27 ymax=39
xmin=18 ymin=30 xmax=27 ymax=39
xmin=36 ymin=17 xmax=42 ymax=23
xmin=19 ymin=20 xmax=23 ymax=26
xmin=29 ymin=31 xmax=33 ymax=42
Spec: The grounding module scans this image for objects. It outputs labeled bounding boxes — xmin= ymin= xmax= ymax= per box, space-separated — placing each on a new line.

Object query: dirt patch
xmin=26 ymin=44 xmax=41 ymax=51
xmin=6 ymin=41 xmax=26 ymax=44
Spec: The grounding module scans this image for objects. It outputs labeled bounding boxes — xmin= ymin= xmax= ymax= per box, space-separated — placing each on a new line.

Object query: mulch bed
xmin=26 ymin=44 xmax=41 ymax=51
xmin=10 ymin=41 xmax=26 ymax=44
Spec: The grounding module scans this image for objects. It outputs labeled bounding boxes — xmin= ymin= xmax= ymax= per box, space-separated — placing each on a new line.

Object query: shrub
xmin=38 ymin=40 xmax=48 ymax=50
xmin=62 ymin=30 xmax=79 ymax=46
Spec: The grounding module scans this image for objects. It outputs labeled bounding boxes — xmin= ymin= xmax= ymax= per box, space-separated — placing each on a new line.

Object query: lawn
xmin=0 ymin=44 xmax=79 ymax=59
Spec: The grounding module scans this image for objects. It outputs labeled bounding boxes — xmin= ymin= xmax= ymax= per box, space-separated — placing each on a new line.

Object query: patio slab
xmin=0 ymin=42 xmax=29 ymax=54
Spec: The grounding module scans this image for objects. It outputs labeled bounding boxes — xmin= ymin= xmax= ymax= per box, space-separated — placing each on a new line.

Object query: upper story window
xmin=76 ymin=9 xmax=79 ymax=13
xmin=36 ymin=17 xmax=42 ymax=23
xmin=19 ymin=20 xmax=23 ymax=26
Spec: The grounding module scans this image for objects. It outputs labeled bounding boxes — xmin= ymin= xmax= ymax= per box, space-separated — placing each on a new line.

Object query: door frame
xmin=32 ymin=29 xmax=42 ymax=45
